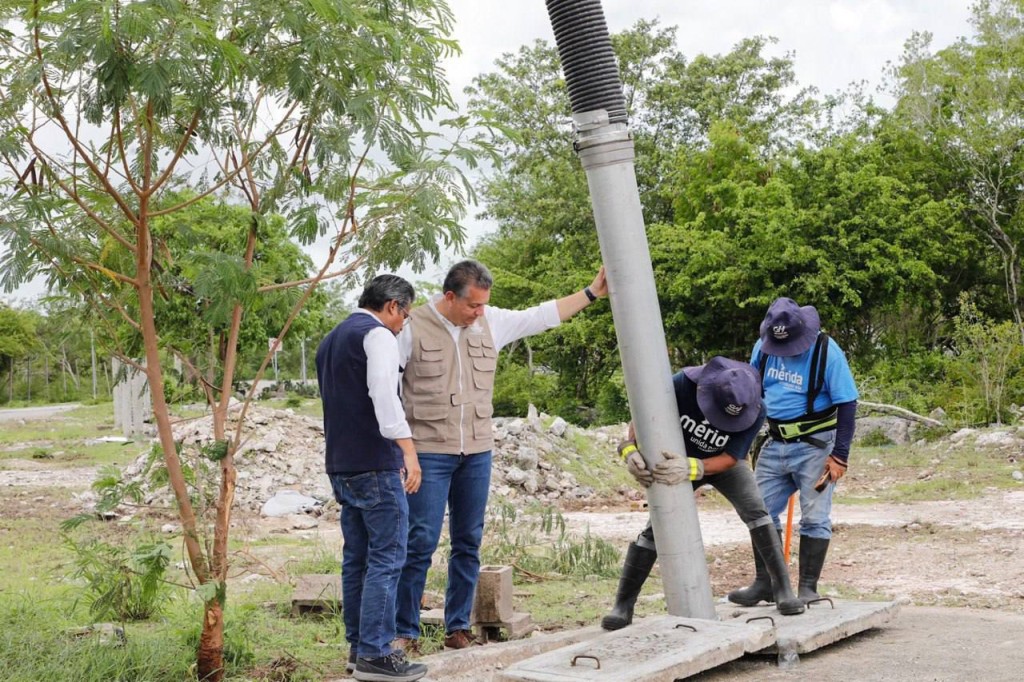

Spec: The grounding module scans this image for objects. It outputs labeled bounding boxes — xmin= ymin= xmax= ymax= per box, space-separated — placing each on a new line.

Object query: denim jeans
xmin=396 ymin=451 xmax=492 ymax=638
xmin=330 ymin=470 xmax=408 ymax=658
xmin=755 ymin=430 xmax=837 ymax=539
xmin=635 ymin=461 xmax=773 ymax=550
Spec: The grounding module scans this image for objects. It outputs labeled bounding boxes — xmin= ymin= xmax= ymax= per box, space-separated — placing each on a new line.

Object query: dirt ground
xmin=4 ymin=421 xmax=1024 ymax=681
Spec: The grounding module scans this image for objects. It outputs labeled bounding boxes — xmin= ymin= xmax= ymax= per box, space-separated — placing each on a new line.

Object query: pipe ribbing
xmin=544 ymin=0 xmax=627 ymax=123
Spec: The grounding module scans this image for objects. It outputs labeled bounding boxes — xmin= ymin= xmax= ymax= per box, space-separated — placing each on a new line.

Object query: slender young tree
xmin=0 ymin=0 xmax=486 ymax=678
xmin=890 ymin=0 xmax=1024 ymax=340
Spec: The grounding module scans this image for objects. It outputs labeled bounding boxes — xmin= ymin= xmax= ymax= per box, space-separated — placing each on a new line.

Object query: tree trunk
xmin=197 ymin=599 xmax=225 ymax=681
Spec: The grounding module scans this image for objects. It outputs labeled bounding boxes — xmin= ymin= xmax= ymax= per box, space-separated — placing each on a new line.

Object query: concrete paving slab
xmin=289 ymin=574 xmax=341 ymax=616
xmin=409 ymin=626 xmax=607 ymax=682
xmin=716 ymin=599 xmax=901 ymax=655
xmin=493 ymin=615 xmax=775 ymax=682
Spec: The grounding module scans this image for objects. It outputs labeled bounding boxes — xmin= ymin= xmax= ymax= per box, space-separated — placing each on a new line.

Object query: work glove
xmin=618 ymin=440 xmax=653 ymax=488
xmin=815 ymin=454 xmax=849 ymax=492
xmin=652 ymin=450 xmax=703 ymax=486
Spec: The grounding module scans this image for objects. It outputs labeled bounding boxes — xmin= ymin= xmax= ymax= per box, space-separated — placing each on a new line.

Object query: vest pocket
xmin=471 ymin=356 xmax=496 ymax=389
xmin=411 ymin=404 xmax=449 ymax=442
xmin=472 ymin=403 xmax=494 ymax=440
xmin=411 ymin=356 xmax=446 ymax=394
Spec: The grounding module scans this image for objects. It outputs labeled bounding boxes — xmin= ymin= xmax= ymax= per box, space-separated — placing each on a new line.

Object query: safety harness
xmin=759 ymin=333 xmax=837 ymax=447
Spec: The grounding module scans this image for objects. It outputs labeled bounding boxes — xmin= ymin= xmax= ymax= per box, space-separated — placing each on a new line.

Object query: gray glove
xmin=652 ymin=450 xmax=703 ymax=486
xmin=619 ymin=440 xmax=653 ymax=488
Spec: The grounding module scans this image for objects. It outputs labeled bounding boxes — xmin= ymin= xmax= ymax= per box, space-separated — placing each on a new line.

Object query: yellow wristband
xmin=620 ymin=443 xmax=638 ymax=460
xmin=689 ymin=458 xmax=699 ymax=480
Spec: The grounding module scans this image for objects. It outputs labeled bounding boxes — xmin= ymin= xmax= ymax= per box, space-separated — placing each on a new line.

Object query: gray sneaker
xmin=354 ymin=650 xmax=427 ymax=682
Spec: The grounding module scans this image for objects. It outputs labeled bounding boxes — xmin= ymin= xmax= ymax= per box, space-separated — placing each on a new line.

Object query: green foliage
xmin=859 ymin=429 xmax=894 ymax=447
xmin=491 ymin=359 xmax=558 ymax=417
xmin=857 ymin=349 xmax=951 ymax=416
xmin=464 ymin=15 xmax=1009 ymax=419
xmin=889 ymin=0 xmax=1024 ymax=334
xmin=948 ymin=294 xmax=1024 ymax=424
xmin=0 ymin=595 xmax=196 ymax=682
xmin=62 ymin=464 xmax=147 ymax=532
xmin=65 ymin=535 xmax=173 ymax=621
xmin=482 ymin=501 xmax=620 ymax=578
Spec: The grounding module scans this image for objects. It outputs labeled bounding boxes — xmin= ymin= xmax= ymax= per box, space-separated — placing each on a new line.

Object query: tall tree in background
xmin=891 ymin=0 xmax=1024 ymax=340
xmin=466 ymin=22 xmax=821 ymax=419
xmin=0 ymin=0 xmax=484 ymax=677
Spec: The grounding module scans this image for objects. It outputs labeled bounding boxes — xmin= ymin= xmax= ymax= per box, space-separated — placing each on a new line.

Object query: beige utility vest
xmin=402 ymin=304 xmax=498 ymax=454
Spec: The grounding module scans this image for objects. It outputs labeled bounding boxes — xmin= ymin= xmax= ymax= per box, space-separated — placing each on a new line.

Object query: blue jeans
xmin=755 ymin=430 xmax=837 ymax=539
xmin=330 ymin=470 xmax=408 ymax=658
xmin=396 ymin=451 xmax=491 ymax=638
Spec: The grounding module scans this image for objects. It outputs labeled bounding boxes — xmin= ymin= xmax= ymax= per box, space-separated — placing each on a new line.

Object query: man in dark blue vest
xmin=316 ymin=274 xmax=427 ymax=682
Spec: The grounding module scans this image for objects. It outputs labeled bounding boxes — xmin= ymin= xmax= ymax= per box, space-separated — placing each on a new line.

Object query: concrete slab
xmin=289 ymin=574 xmax=341 ymax=616
xmin=412 ymin=626 xmax=607 ymax=681
xmin=493 ymin=615 xmax=775 ymax=682
xmin=716 ymin=599 xmax=901 ymax=655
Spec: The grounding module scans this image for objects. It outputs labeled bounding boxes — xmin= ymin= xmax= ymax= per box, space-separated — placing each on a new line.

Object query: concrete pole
xmin=544 ymin=0 xmax=716 ymax=619
xmin=577 ymin=120 xmax=716 ymax=619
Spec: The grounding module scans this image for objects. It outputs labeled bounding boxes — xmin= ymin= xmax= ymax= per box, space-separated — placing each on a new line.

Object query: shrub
xmin=65 ymin=536 xmax=173 ymax=621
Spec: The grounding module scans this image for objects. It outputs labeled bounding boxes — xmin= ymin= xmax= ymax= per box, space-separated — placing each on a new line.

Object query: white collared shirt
xmin=352 ymin=309 xmax=412 ymax=441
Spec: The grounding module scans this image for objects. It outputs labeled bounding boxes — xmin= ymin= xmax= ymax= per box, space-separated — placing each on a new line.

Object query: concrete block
xmin=472 ymin=565 xmax=514 ymax=624
xmin=495 ymin=615 xmax=774 ymax=681
xmin=716 ymin=599 xmax=901 ymax=655
xmin=420 ymin=607 xmax=445 ymax=627
xmin=475 ymin=612 xmax=535 ymax=642
xmin=290 ymin=574 xmax=341 ymax=616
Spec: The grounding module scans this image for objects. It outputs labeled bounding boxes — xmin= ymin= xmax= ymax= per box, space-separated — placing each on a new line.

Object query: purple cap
xmin=686 ymin=356 xmax=762 ymax=432
xmin=759 ymin=297 xmax=821 ymax=356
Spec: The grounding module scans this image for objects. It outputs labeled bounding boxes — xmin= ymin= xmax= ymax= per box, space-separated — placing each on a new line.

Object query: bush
xmin=65 ymin=535 xmax=173 ymax=622
xmin=492 ymin=362 xmax=558 ymax=417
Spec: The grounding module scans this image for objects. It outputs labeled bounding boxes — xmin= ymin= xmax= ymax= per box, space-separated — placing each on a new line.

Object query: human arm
xmin=698 ymin=453 xmax=738 ymax=476
xmin=396 ymin=437 xmax=421 ymax=493
xmin=364 ymin=326 xmax=413 ymax=441
xmin=825 ymin=400 xmax=857 ymax=481
xmin=555 ymin=266 xmax=607 ymax=321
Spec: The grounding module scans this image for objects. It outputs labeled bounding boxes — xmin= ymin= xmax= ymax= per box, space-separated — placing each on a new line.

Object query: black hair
xmin=358 ymin=274 xmax=414 ymax=312
xmin=442 ymin=260 xmax=493 ymax=298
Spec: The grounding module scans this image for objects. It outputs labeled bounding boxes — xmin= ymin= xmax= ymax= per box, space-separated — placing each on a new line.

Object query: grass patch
xmin=843 ymin=443 xmax=1019 ymax=503
xmin=258 ymin=397 xmax=323 ymax=418
xmin=561 ymin=430 xmax=633 ymax=494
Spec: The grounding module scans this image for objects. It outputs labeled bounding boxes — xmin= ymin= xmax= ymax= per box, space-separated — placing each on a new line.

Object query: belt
xmin=767 ymin=408 xmax=837 ymax=446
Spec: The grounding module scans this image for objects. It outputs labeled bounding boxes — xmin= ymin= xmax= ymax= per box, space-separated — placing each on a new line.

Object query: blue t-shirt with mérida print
xmin=750 ymin=333 xmax=859 ymax=422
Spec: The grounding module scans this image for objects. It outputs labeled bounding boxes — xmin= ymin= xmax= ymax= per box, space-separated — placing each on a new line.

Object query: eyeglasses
xmin=393 ymin=301 xmax=411 ymax=319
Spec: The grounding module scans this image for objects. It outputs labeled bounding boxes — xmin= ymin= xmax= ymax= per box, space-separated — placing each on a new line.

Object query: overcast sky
xmin=4 ymin=1 xmax=977 ymax=303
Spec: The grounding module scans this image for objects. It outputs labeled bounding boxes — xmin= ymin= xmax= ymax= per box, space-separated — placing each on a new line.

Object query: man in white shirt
xmin=394 ymin=260 xmax=607 ymax=650
xmin=316 ymin=274 xmax=427 ymax=682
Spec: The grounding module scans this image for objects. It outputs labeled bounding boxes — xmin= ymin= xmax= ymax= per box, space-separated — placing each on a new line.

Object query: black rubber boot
xmin=601 ymin=542 xmax=657 ymax=630
xmin=798 ymin=535 xmax=830 ymax=604
xmin=751 ymin=525 xmax=804 ymax=615
xmin=727 ymin=533 xmax=773 ymax=606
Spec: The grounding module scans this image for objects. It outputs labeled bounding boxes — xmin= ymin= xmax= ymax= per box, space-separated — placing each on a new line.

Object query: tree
xmin=464 ymin=22 xmax=818 ymax=419
xmin=0 ymin=1 xmax=484 ymax=678
xmin=890 ymin=0 xmax=1024 ymax=340
xmin=0 ymin=303 xmax=37 ymax=400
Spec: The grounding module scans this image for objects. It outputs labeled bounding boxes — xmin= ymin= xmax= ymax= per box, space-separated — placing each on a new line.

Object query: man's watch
xmin=584 ymin=286 xmax=597 ymax=302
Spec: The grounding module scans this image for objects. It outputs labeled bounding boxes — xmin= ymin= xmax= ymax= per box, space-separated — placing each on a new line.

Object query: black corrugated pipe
xmin=542 ymin=0 xmax=717 ymax=619
xmin=544 ymin=0 xmax=627 ymax=122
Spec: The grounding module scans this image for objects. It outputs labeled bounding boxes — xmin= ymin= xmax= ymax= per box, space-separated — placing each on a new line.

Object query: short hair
xmin=358 ymin=274 xmax=414 ymax=312
xmin=442 ymin=260 xmax=493 ymax=298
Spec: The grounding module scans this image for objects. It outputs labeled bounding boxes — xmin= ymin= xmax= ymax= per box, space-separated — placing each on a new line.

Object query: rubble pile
xmin=121 ymin=404 xmax=628 ymax=515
